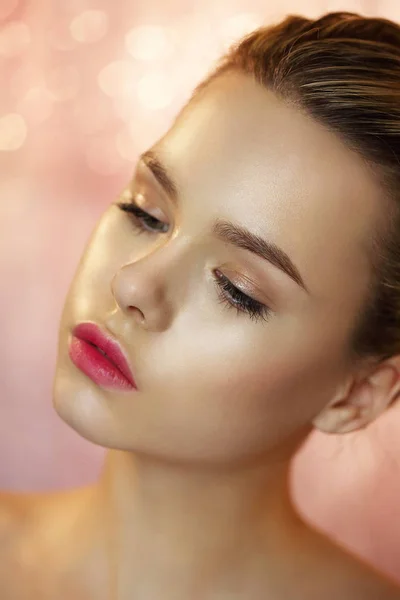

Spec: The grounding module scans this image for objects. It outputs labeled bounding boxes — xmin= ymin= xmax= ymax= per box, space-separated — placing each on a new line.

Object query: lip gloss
xmin=68 ymin=326 xmax=136 ymax=391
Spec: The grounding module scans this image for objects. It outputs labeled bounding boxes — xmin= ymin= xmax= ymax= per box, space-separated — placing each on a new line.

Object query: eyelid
xmin=227 ymin=270 xmax=275 ymax=309
xmin=135 ymin=161 xmax=172 ymax=204
xmin=124 ymin=189 xmax=167 ymax=222
xmin=138 ymin=157 xmax=173 ymax=203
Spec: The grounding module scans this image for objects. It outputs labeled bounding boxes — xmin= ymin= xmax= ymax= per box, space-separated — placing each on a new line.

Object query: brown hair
xmin=189 ymin=11 xmax=400 ymax=365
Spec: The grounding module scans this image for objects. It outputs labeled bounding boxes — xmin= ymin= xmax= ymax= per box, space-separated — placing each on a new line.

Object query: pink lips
xmin=68 ymin=322 xmax=137 ymax=391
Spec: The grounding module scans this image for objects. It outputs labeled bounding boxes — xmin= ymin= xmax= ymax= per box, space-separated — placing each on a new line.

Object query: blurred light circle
xmin=86 ymin=140 xmax=124 ymax=175
xmin=46 ymin=66 xmax=80 ymax=101
xmin=18 ymin=87 xmax=55 ymax=123
xmin=137 ymin=72 xmax=174 ymax=110
xmin=0 ymin=0 xmax=18 ymax=21
xmin=116 ymin=130 xmax=138 ymax=162
xmin=0 ymin=113 xmax=27 ymax=151
xmin=219 ymin=13 xmax=261 ymax=48
xmin=0 ymin=21 xmax=30 ymax=57
xmin=98 ymin=60 xmax=137 ymax=98
xmin=70 ymin=10 xmax=108 ymax=44
xmin=125 ymin=25 xmax=173 ymax=61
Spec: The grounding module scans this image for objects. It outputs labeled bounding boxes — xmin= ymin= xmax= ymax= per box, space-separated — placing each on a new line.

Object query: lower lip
xmin=68 ymin=336 xmax=135 ymax=391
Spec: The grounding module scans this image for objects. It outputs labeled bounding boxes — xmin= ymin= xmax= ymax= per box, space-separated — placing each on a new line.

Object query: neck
xmin=95 ymin=442 xmax=308 ymax=599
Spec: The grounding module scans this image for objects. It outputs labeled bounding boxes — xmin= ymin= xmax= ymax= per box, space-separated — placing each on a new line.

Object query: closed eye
xmin=116 ymin=195 xmax=169 ymax=234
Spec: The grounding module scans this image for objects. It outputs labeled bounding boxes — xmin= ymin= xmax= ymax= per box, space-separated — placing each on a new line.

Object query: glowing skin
xmin=3 ymin=70 xmax=400 ymax=599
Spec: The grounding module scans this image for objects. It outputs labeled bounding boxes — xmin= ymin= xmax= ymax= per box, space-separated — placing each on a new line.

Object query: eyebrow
xmin=139 ymin=149 xmax=309 ymax=294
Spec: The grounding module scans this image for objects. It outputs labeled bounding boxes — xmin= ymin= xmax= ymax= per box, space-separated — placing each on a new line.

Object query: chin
xmin=51 ymin=363 xmax=126 ymax=450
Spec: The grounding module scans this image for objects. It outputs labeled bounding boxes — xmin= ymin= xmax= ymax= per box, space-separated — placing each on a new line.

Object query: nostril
xmin=128 ymin=305 xmax=145 ymax=322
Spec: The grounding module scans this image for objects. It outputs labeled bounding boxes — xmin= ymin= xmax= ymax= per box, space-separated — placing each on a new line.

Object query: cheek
xmin=137 ymin=323 xmax=343 ymax=463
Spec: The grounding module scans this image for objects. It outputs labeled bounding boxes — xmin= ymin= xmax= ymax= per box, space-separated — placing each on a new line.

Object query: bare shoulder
xmin=0 ymin=487 xmax=96 ymax=599
xmin=0 ymin=490 xmax=35 ymax=553
xmin=0 ymin=490 xmax=40 ymax=598
xmin=301 ymin=524 xmax=400 ymax=600
xmin=0 ymin=488 xmax=63 ymax=546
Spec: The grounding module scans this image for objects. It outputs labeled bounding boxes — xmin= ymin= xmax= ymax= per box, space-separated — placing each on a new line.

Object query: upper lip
xmin=72 ymin=322 xmax=137 ymax=388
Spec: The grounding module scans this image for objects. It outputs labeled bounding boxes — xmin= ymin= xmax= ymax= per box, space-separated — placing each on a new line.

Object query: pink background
xmin=1 ymin=0 xmax=400 ymax=582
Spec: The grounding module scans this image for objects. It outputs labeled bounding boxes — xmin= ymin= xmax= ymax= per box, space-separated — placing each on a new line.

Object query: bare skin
xmin=1 ymin=468 xmax=400 ymax=599
xmin=3 ymin=70 xmax=400 ymax=598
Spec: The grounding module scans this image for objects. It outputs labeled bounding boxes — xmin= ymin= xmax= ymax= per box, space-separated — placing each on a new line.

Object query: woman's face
xmin=53 ymin=70 xmax=382 ymax=465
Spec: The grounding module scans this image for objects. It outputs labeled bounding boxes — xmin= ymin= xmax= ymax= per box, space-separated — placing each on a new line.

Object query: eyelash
xmin=116 ymin=196 xmax=271 ymax=323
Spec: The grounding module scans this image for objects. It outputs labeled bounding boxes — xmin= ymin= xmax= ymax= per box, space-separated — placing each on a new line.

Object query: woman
xmin=2 ymin=9 xmax=400 ymax=599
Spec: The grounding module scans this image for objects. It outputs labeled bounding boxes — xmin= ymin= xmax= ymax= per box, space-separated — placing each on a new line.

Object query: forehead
xmin=156 ymin=71 xmax=382 ymax=302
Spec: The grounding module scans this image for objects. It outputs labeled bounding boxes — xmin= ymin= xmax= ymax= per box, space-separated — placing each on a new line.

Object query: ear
xmin=313 ymin=355 xmax=400 ymax=434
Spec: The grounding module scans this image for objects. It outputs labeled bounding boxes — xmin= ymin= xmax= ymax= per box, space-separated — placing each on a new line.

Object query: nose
xmin=111 ymin=243 xmax=182 ymax=332
xmin=111 ymin=266 xmax=171 ymax=332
